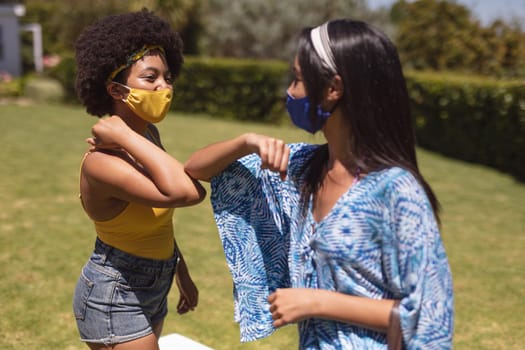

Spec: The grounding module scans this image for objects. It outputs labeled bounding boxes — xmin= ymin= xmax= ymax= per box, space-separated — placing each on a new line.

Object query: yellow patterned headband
xmin=107 ymin=45 xmax=165 ymax=82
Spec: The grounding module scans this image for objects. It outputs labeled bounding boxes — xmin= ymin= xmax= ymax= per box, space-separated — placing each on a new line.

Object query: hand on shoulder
xmin=86 ymin=115 xmax=134 ymax=150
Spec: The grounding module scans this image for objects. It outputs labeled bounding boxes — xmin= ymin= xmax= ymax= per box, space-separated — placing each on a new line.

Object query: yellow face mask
xmin=115 ymin=82 xmax=172 ymax=123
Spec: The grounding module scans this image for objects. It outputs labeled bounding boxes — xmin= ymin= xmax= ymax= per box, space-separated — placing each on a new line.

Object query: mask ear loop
xmin=320 ymin=71 xmax=344 ymax=117
xmin=316 ymin=76 xmax=341 ymax=119
xmin=108 ymin=81 xmax=131 ymax=102
xmin=316 ymin=99 xmax=339 ymax=120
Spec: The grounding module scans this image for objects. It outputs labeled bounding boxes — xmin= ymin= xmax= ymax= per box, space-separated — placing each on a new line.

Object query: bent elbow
xmin=186 ymin=183 xmax=207 ymax=205
xmin=184 ymin=163 xmax=212 ymax=182
xmin=170 ymin=181 xmax=207 ymax=207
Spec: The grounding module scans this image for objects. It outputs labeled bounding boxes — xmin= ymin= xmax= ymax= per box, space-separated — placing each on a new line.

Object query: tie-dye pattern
xmin=211 ymin=143 xmax=453 ymax=349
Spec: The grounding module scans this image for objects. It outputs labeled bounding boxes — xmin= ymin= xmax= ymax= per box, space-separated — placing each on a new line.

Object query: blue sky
xmin=368 ymin=0 xmax=525 ymax=25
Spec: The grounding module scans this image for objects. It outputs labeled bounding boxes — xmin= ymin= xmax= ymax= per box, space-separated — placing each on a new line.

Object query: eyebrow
xmin=139 ymin=66 xmax=171 ymax=75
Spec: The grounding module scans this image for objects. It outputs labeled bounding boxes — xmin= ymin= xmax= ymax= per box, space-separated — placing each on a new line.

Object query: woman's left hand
xmin=86 ymin=115 xmax=132 ymax=151
xmin=175 ymin=258 xmax=199 ymax=314
xmin=268 ymin=288 xmax=318 ymax=327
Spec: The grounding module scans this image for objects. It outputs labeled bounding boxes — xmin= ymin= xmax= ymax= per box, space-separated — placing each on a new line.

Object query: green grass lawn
xmin=0 ymin=104 xmax=523 ymax=349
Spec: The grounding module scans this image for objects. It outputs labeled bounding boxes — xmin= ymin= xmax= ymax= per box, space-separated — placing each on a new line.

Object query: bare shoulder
xmin=80 ymin=150 xmax=131 ymax=219
xmin=81 ymin=149 xmax=135 ymax=184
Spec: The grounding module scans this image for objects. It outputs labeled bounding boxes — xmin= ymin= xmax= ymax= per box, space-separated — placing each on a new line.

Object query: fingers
xmin=267 ymin=291 xmax=276 ymax=303
xmin=181 ymin=291 xmax=198 ymax=308
xmin=177 ymin=298 xmax=190 ymax=314
xmin=268 ymin=288 xmax=304 ymax=327
xmin=178 ymin=296 xmax=194 ymax=313
xmin=268 ymin=290 xmax=283 ymax=326
xmin=280 ymin=146 xmax=290 ymax=181
xmin=258 ymin=137 xmax=289 ymax=179
xmin=269 ymin=302 xmax=287 ymax=327
xmin=85 ymin=137 xmax=101 ymax=152
xmin=177 ymin=279 xmax=199 ymax=306
xmin=85 ymin=137 xmax=97 ymax=147
xmin=89 ymin=115 xmax=128 ymax=147
xmin=175 ymin=273 xmax=198 ymax=314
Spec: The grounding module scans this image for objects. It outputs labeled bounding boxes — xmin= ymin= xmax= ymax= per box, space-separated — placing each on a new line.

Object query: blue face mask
xmin=286 ymin=92 xmax=332 ymax=134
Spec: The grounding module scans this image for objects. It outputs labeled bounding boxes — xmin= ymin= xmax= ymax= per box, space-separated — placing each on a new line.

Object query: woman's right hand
xmin=245 ymin=133 xmax=290 ymax=180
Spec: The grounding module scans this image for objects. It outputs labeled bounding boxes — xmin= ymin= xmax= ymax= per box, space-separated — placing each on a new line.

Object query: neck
xmin=323 ymin=109 xmax=356 ymax=173
xmin=113 ymin=102 xmax=149 ymax=134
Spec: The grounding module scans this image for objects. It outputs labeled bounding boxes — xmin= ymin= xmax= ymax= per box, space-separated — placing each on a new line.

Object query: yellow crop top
xmin=94 ymin=204 xmax=175 ymax=260
xmin=81 ymin=125 xmax=175 ymax=260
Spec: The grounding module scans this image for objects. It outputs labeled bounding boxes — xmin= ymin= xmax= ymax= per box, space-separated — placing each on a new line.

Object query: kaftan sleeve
xmin=209 ymin=143 xmax=318 ymax=342
xmin=386 ymin=171 xmax=454 ymax=349
xmin=210 ymin=153 xmax=291 ymax=342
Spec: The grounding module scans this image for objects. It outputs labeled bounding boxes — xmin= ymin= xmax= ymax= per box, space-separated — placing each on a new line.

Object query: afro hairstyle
xmin=75 ymin=8 xmax=183 ymax=117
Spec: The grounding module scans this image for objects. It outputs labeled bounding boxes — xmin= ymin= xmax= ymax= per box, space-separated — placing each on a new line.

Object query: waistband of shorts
xmin=93 ymin=237 xmax=178 ymax=274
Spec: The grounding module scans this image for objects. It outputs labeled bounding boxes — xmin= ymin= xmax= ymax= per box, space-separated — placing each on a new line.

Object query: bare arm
xmin=184 ymin=133 xmax=290 ymax=181
xmin=268 ymin=288 xmax=395 ymax=332
xmin=85 ymin=116 xmax=206 ymax=208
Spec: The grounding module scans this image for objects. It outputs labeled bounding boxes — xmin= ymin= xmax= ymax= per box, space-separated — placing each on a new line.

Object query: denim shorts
xmin=73 ymin=238 xmax=178 ymax=345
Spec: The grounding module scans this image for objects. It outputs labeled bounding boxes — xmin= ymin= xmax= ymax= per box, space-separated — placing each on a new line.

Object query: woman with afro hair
xmin=72 ymin=9 xmax=206 ymax=350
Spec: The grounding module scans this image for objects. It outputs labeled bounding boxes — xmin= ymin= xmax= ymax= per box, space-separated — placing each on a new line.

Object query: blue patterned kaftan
xmin=210 ymin=143 xmax=453 ymax=349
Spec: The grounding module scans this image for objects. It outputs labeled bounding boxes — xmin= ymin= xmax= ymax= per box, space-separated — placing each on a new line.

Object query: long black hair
xmin=297 ymin=19 xmax=440 ymax=221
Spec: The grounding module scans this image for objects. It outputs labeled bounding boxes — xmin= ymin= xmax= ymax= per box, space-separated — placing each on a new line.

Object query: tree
xmin=199 ymin=0 xmax=391 ymax=60
xmin=19 ymin=0 xmax=395 ymax=62
xmin=22 ymin=0 xmax=203 ymax=56
xmin=22 ymin=0 xmax=130 ymax=55
xmin=486 ymin=20 xmax=525 ymax=77
xmin=391 ymin=0 xmax=525 ymax=78
xmin=393 ymin=0 xmax=478 ymax=70
xmin=128 ymin=0 xmax=203 ymax=54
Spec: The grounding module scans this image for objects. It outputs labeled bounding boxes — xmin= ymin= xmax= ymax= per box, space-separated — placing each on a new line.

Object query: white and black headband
xmin=310 ymin=22 xmax=337 ymax=74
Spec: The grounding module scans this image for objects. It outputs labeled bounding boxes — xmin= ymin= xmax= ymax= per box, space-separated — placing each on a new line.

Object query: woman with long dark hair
xmin=185 ymin=19 xmax=453 ymax=349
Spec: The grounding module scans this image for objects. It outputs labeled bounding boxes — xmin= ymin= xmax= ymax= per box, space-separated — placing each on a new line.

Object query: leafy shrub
xmin=46 ymin=52 xmax=78 ymax=104
xmin=24 ymin=76 xmax=65 ymax=104
xmin=173 ymin=56 xmax=289 ymax=124
xmin=406 ymin=70 xmax=525 ymax=180
xmin=0 ymin=76 xmax=23 ymax=98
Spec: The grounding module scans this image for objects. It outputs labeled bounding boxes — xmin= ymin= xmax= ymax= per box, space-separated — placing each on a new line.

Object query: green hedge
xmin=172 ymin=56 xmax=289 ymax=124
xmin=406 ymin=71 xmax=525 ymax=180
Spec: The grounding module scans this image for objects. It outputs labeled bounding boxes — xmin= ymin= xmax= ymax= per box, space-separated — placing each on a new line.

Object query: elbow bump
xmin=171 ymin=187 xmax=207 ymax=207
xmin=189 ymin=187 xmax=207 ymax=205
